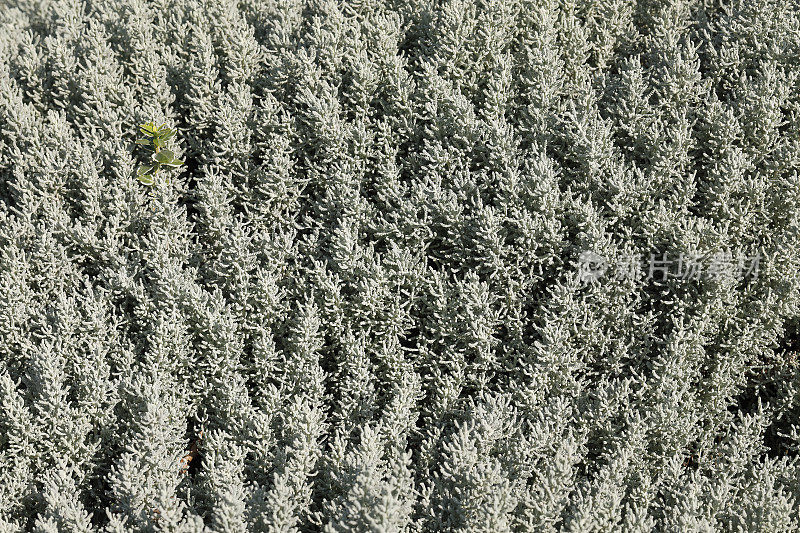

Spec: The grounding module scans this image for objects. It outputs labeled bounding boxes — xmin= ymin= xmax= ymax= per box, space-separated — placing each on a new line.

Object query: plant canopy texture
xmin=1 ymin=0 xmax=800 ymax=531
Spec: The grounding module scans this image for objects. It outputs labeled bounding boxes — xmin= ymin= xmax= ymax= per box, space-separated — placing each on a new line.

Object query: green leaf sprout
xmin=135 ymin=121 xmax=184 ymax=184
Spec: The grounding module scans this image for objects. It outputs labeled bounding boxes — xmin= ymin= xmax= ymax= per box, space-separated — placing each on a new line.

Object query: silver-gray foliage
xmin=1 ymin=0 xmax=800 ymax=531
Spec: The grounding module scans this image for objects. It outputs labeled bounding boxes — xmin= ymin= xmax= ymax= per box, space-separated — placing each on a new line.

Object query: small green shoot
xmin=136 ymin=121 xmax=184 ymax=185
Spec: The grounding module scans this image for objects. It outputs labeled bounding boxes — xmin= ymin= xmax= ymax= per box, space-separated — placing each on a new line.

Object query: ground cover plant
xmin=1 ymin=0 xmax=800 ymax=531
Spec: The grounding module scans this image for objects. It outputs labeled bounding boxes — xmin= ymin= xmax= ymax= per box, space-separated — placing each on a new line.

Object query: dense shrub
xmin=1 ymin=0 xmax=800 ymax=530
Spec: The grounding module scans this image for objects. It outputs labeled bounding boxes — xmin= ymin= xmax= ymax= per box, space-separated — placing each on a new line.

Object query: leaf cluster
xmin=136 ymin=122 xmax=184 ymax=185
